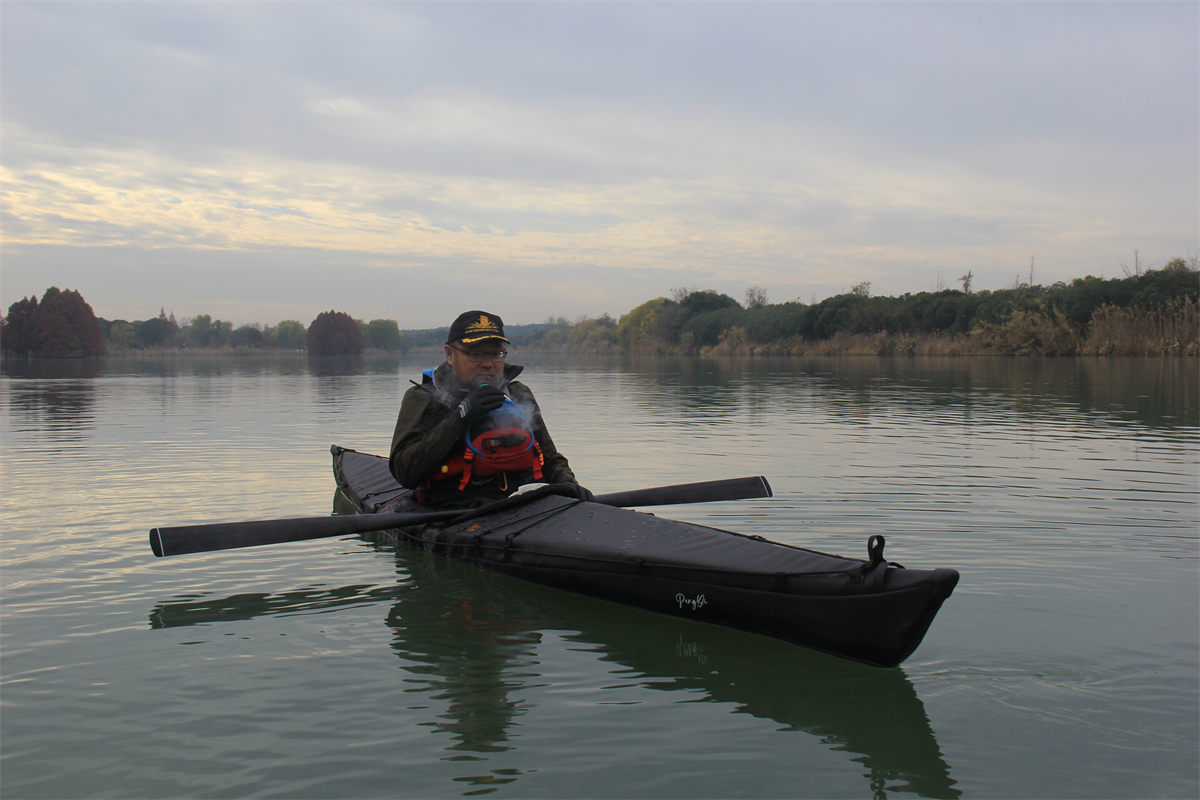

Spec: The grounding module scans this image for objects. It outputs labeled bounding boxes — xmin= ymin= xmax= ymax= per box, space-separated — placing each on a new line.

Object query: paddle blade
xmin=150 ymin=509 xmax=461 ymax=557
xmin=594 ymin=475 xmax=772 ymax=508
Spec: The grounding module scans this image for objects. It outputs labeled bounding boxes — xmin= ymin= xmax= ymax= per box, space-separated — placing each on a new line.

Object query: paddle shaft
xmin=149 ymin=475 xmax=772 ymax=558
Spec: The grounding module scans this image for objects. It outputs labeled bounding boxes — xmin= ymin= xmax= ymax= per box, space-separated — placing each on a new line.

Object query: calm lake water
xmin=2 ymin=354 xmax=1197 ymax=799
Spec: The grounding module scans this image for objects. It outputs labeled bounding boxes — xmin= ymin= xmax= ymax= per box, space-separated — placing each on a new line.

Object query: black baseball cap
xmin=446 ymin=311 xmax=510 ymax=345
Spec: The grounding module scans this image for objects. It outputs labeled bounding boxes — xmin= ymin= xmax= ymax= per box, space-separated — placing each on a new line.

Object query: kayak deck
xmin=331 ymin=445 xmax=958 ymax=667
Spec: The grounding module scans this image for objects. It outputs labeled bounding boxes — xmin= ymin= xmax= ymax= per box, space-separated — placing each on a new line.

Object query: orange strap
xmin=457 ymin=449 xmax=475 ymax=490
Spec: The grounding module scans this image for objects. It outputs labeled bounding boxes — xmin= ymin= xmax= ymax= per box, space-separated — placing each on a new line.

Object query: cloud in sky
xmin=2 ymin=1 xmax=1196 ymax=327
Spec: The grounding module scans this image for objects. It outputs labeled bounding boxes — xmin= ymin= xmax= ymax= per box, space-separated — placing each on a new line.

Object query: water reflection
xmin=305 ymin=354 xmax=366 ymax=377
xmin=3 ymin=379 xmax=98 ymax=439
xmin=0 ymin=357 xmax=107 ymax=379
xmin=148 ymin=584 xmax=403 ymax=628
xmin=5 ymin=354 xmax=1194 ymax=431
xmin=388 ymin=548 xmax=960 ymax=799
xmin=150 ymin=543 xmax=959 ymax=799
xmin=615 ymin=355 xmax=1198 ymax=430
xmin=303 ymin=352 xmax=408 ymax=376
xmin=383 ymin=559 xmax=533 ymax=762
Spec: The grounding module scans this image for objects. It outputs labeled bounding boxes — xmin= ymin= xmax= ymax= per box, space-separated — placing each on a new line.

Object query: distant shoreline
xmin=5 ymin=340 xmax=1196 ymax=361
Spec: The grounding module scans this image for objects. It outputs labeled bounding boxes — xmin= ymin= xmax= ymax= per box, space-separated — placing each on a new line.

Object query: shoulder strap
xmin=413 ymin=367 xmax=458 ymax=409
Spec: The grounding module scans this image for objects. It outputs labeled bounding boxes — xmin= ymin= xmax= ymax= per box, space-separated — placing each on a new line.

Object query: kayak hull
xmin=332 ymin=445 xmax=958 ymax=667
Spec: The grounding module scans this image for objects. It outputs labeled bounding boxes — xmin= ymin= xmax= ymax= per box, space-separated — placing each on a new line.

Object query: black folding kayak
xmin=331 ymin=445 xmax=958 ymax=667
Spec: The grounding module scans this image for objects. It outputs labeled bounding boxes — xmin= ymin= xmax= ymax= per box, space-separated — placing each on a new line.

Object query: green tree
xmin=136 ymin=309 xmax=180 ymax=349
xmin=211 ymin=319 xmax=234 ymax=348
xmin=269 ymin=320 xmax=307 ymax=349
xmin=681 ymin=306 xmax=747 ymax=347
xmin=363 ymin=319 xmax=404 ymax=351
xmin=808 ymin=294 xmax=873 ymax=339
xmin=181 ymin=314 xmax=234 ymax=348
xmin=230 ymin=325 xmax=265 ymax=349
xmin=743 ymin=302 xmax=809 ymax=343
xmin=182 ymin=314 xmax=214 ymax=348
xmin=105 ymin=320 xmax=137 ymax=350
xmin=566 ymin=314 xmax=619 ymax=352
xmin=680 ymin=290 xmax=740 ymax=316
xmin=307 ymin=310 xmax=364 ymax=355
xmin=617 ymin=297 xmax=675 ymax=351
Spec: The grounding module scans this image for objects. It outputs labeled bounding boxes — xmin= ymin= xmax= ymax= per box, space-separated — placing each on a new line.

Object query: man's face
xmin=444 ymin=340 xmax=507 ymax=387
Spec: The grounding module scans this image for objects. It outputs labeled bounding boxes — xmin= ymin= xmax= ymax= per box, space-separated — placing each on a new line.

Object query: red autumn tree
xmin=2 ymin=287 xmax=106 ymax=357
xmin=306 ymin=310 xmax=364 ymax=355
xmin=1 ymin=295 xmax=39 ymax=356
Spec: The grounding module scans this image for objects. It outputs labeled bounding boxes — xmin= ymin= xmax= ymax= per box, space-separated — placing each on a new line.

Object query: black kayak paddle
xmin=149 ymin=475 xmax=772 ymax=558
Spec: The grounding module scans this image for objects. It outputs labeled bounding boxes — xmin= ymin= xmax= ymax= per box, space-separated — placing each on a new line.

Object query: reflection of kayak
xmin=391 ymin=552 xmax=962 ymax=799
xmin=331 ymin=445 xmax=959 ymax=667
xmin=149 ymin=543 xmax=960 ymax=798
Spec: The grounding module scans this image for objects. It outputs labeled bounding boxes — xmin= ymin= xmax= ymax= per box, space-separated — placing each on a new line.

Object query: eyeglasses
xmin=451 ymin=345 xmax=508 ymax=364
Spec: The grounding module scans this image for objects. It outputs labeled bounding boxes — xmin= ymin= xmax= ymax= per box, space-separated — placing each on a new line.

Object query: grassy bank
xmin=679 ymin=298 xmax=1199 ymax=358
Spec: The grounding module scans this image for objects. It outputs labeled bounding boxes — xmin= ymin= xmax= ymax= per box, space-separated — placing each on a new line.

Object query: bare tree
xmin=744 ymin=286 xmax=768 ymax=308
xmin=959 ymin=271 xmax=973 ymax=293
xmin=1120 ymin=249 xmax=1144 ymax=278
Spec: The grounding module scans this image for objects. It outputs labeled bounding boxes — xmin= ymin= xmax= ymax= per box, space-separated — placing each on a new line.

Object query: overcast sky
xmin=2 ymin=1 xmax=1196 ymax=328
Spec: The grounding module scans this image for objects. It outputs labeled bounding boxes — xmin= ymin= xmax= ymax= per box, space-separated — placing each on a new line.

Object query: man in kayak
xmin=388 ymin=310 xmax=590 ymax=507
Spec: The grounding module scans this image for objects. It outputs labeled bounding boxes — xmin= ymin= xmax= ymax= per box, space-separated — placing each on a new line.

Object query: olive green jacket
xmin=388 ymin=362 xmax=576 ymax=504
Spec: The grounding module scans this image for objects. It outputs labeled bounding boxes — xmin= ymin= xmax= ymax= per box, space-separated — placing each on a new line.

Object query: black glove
xmin=456 ymin=384 xmax=506 ymax=422
xmin=572 ymin=483 xmax=595 ymax=501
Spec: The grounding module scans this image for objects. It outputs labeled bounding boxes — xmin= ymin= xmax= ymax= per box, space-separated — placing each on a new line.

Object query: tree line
xmin=3 ymin=257 xmax=1196 ymax=358
xmin=512 ymin=258 xmax=1196 ymax=357
xmin=0 ymin=297 xmax=404 ymax=358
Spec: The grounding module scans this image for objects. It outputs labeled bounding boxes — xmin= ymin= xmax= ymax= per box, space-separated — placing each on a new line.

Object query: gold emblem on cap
xmin=466 ymin=314 xmax=497 ymax=333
